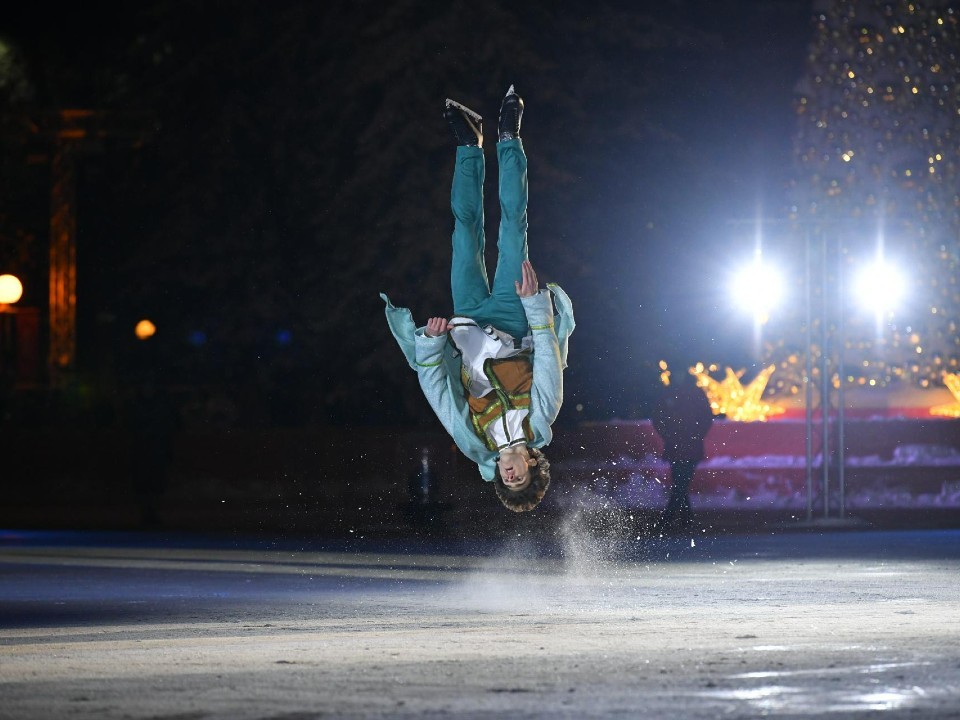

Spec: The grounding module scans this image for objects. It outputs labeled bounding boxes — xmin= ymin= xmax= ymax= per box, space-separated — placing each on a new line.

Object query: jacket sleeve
xmin=521 ymin=290 xmax=563 ymax=426
xmin=413 ymin=330 xmax=468 ymax=442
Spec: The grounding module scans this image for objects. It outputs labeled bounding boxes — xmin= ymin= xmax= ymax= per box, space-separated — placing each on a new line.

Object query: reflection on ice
xmin=703 ymin=684 xmax=799 ymax=703
xmin=853 ymin=690 xmax=914 ymax=711
xmin=730 ymin=660 xmax=931 ymax=680
xmin=731 ymin=660 xmax=930 ymax=679
xmin=701 ymin=683 xmax=924 ymax=713
xmin=709 ymin=659 xmax=937 ymax=715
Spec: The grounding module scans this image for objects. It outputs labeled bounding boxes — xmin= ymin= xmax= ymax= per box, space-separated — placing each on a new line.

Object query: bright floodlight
xmin=855 ymin=259 xmax=905 ymax=314
xmin=731 ymin=261 xmax=783 ymax=323
xmin=0 ymin=274 xmax=23 ymax=305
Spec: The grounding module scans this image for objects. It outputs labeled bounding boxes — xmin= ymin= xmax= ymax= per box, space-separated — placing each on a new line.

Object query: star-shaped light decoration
xmin=690 ymin=363 xmax=785 ymax=422
xmin=930 ymin=372 xmax=960 ymax=418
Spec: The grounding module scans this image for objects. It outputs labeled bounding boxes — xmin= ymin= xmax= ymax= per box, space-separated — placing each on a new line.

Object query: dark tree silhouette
xmin=1 ymin=0 xmax=814 ymax=426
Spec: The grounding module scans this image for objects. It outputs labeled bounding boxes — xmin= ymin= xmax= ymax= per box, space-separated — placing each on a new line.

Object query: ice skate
xmin=444 ymin=99 xmax=483 ymax=147
xmin=498 ymin=84 xmax=523 ymax=141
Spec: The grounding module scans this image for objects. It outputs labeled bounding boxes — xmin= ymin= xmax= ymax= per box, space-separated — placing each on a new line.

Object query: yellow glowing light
xmin=690 ymin=364 xmax=785 ymax=423
xmin=135 ymin=319 xmax=157 ymax=340
xmin=931 ymin=373 xmax=960 ymax=417
xmin=0 ymin=274 xmax=23 ymax=305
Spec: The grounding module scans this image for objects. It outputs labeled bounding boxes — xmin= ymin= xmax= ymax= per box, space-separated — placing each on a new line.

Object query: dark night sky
xmin=0 ymin=0 xmax=816 ymax=425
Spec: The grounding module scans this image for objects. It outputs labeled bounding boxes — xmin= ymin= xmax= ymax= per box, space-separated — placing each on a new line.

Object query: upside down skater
xmin=381 ymin=85 xmax=574 ymax=512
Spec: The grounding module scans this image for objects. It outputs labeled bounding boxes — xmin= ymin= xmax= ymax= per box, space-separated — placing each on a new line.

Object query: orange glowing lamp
xmin=135 ymin=319 xmax=157 ymax=340
xmin=0 ymin=274 xmax=23 ymax=306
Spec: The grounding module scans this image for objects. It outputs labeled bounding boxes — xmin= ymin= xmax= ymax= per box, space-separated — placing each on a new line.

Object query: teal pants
xmin=450 ymin=138 xmax=529 ymax=340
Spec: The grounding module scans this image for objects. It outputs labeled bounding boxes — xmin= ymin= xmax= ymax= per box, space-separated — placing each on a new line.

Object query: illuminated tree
xmin=765 ymin=0 xmax=960 ymax=399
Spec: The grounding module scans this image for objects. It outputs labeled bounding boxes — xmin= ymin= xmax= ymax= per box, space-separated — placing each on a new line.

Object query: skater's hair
xmin=493 ymin=447 xmax=550 ymax=512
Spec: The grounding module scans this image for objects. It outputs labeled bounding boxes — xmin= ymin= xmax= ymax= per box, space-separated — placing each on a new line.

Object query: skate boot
xmin=444 ymin=99 xmax=483 ymax=147
xmin=498 ymin=84 xmax=523 ymax=141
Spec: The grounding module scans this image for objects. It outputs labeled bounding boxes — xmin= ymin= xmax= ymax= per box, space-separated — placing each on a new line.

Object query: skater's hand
xmin=425 ymin=317 xmax=452 ymax=337
xmin=515 ymin=260 xmax=539 ymax=298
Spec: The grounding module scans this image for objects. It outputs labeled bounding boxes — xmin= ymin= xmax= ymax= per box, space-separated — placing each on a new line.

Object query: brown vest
xmin=461 ymin=354 xmax=534 ymax=451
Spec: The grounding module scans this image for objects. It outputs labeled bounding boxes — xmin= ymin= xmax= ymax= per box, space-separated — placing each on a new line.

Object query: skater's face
xmin=497 ymin=446 xmax=537 ymax=490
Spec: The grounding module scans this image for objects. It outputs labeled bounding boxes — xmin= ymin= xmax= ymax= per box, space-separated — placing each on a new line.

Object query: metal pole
xmin=820 ymin=228 xmax=831 ymax=519
xmin=804 ymin=227 xmax=814 ymax=523
xmin=837 ymin=240 xmax=846 ymax=518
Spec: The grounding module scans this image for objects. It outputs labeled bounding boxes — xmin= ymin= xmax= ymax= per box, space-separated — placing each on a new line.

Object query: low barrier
xmin=2 ymin=417 xmax=958 ymax=533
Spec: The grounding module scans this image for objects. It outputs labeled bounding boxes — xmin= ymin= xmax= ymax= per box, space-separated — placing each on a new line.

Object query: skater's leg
xmin=661 ymin=461 xmax=696 ymax=532
xmin=486 ymin=137 xmax=529 ymax=339
xmin=450 ymin=147 xmax=491 ymax=316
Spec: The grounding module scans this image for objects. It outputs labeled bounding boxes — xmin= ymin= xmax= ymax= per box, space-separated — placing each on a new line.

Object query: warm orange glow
xmin=135 ymin=319 xmax=157 ymax=340
xmin=930 ymin=372 xmax=960 ymax=417
xmin=658 ymin=359 xmax=671 ymax=386
xmin=691 ymin=363 xmax=786 ymax=422
xmin=0 ymin=274 xmax=23 ymax=305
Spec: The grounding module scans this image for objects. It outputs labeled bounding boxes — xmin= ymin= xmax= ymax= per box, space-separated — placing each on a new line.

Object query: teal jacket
xmin=381 ymin=285 xmax=575 ymax=481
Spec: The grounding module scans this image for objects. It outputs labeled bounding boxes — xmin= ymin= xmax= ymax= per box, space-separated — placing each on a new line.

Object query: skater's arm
xmin=514 ymin=259 xmax=538 ymax=298
xmin=413 ymin=321 xmax=495 ymax=479
xmin=519 ymin=265 xmax=563 ymax=425
xmin=414 ymin=322 xmax=463 ymax=439
xmin=424 ymin=317 xmax=452 ymax=338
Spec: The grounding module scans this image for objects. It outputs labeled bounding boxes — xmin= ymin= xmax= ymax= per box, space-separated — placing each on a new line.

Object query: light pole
xmin=0 ymin=274 xmax=24 ymax=391
xmin=807 ymin=224 xmax=907 ymax=523
xmin=0 ymin=274 xmax=23 ymax=306
xmin=809 ymin=225 xmax=852 ymax=523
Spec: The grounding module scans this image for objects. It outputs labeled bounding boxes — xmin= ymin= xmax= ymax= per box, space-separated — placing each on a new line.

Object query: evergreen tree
xmin=2 ymin=0 xmax=805 ymax=425
xmin=0 ymin=37 xmax=42 ymax=300
xmin=766 ymin=0 xmax=960 ymax=399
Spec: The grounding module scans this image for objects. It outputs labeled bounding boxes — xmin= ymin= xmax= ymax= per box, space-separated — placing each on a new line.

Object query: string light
xmin=930 ymin=372 xmax=960 ymax=417
xmin=685 ymin=363 xmax=786 ymax=423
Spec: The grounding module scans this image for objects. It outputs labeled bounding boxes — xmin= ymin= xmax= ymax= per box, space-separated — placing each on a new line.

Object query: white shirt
xmin=449 ymin=317 xmax=533 ymax=450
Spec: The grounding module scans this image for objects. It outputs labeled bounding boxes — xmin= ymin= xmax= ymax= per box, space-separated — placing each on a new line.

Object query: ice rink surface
xmin=1 ymin=524 xmax=959 ymax=719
